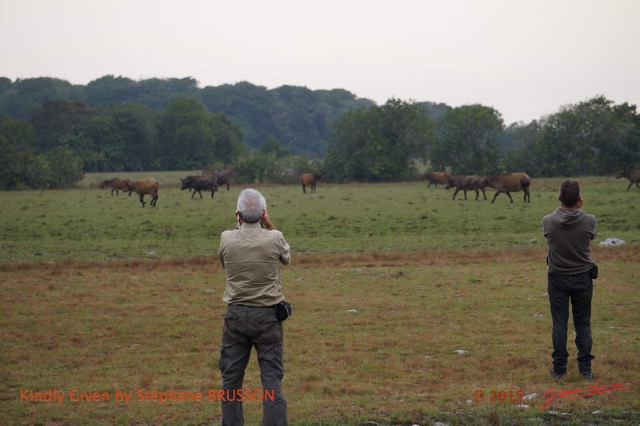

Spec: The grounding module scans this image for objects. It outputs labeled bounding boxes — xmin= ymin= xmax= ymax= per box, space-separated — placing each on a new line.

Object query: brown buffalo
xmin=423 ymin=172 xmax=450 ymax=188
xmin=446 ymin=175 xmax=487 ymax=200
xmin=483 ymin=172 xmax=531 ymax=203
xmin=125 ymin=178 xmax=160 ymax=207
xmin=300 ymin=173 xmax=322 ymax=194
xmin=617 ymin=169 xmax=640 ymax=191
xmin=202 ymin=166 xmax=232 ymax=191
xmin=214 ymin=173 xmax=231 ymax=191
xmin=99 ymin=177 xmax=131 ymax=196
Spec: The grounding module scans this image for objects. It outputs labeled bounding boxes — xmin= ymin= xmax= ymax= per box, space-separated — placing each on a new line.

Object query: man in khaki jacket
xmin=218 ymin=188 xmax=290 ymax=426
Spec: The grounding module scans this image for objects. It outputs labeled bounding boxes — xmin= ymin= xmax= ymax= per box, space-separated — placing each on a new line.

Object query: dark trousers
xmin=219 ymin=304 xmax=288 ymax=426
xmin=548 ymin=272 xmax=594 ymax=374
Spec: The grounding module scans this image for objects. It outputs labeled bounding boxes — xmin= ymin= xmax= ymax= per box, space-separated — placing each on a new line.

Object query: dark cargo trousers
xmin=219 ymin=304 xmax=288 ymax=426
xmin=547 ymin=271 xmax=594 ymax=374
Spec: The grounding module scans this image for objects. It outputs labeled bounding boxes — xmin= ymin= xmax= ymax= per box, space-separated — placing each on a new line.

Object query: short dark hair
xmin=559 ymin=180 xmax=581 ymax=207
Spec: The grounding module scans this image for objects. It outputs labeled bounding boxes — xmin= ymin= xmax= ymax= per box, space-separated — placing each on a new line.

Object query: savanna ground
xmin=1 ymin=173 xmax=638 ymax=425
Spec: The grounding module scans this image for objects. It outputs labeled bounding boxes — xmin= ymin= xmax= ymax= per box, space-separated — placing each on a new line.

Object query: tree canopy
xmin=325 ymin=99 xmax=435 ymax=182
xmin=431 ymin=104 xmax=504 ymax=176
xmin=0 ymin=75 xmax=638 ymax=190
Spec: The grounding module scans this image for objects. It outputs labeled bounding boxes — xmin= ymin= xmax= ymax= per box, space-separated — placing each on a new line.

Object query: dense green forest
xmin=0 ymin=76 xmax=638 ymax=189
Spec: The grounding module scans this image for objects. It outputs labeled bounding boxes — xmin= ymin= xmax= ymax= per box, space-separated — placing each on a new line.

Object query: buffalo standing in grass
xmin=181 ymin=175 xmax=217 ymax=199
xmin=446 ymin=175 xmax=487 ymax=200
xmin=617 ymin=169 xmax=640 ymax=191
xmin=126 ymin=178 xmax=160 ymax=207
xmin=99 ymin=177 xmax=131 ymax=196
xmin=300 ymin=173 xmax=322 ymax=194
xmin=483 ymin=172 xmax=531 ymax=203
xmin=423 ymin=172 xmax=450 ymax=188
xmin=214 ymin=172 xmax=231 ymax=191
xmin=202 ymin=166 xmax=232 ymax=191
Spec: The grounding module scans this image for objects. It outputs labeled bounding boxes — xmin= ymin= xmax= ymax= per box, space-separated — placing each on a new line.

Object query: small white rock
xmin=523 ymin=393 xmax=538 ymax=400
xmin=599 ymin=237 xmax=625 ymax=246
xmin=454 ymin=349 xmax=469 ymax=355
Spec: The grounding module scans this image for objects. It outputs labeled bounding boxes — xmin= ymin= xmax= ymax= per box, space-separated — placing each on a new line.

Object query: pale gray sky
xmin=2 ymin=0 xmax=639 ymax=124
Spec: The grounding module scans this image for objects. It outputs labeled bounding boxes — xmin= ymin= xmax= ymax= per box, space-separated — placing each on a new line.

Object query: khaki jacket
xmin=219 ymin=221 xmax=291 ymax=306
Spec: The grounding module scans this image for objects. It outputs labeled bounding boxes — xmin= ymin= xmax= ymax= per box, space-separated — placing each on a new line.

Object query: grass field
xmin=1 ymin=174 xmax=639 ymax=425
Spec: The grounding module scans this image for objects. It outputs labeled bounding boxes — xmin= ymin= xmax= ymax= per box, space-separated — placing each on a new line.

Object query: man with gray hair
xmin=218 ymin=188 xmax=291 ymax=425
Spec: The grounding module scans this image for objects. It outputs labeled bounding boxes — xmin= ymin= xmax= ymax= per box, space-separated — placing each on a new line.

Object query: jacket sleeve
xmin=218 ymin=234 xmax=226 ymax=269
xmin=277 ymin=232 xmax=291 ymax=265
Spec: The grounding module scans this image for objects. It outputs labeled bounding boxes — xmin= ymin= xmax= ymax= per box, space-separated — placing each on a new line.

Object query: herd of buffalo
xmin=426 ymin=169 xmax=639 ymax=203
xmin=424 ymin=171 xmax=531 ymax=203
xmin=99 ymin=170 xmax=231 ymax=207
xmin=100 ymin=168 xmax=640 ymax=207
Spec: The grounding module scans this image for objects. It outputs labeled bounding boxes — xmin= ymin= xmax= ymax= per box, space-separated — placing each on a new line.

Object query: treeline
xmin=1 ymin=75 xmax=638 ymax=190
xmin=325 ymin=96 xmax=640 ymax=182
xmin=0 ymin=76 xmax=374 ymax=158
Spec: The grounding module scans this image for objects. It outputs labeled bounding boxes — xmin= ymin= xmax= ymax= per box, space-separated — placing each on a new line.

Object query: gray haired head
xmin=237 ymin=188 xmax=266 ymax=223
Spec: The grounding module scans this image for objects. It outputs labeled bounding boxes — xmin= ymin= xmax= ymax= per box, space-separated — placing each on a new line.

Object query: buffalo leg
xmin=491 ymin=192 xmax=500 ymax=204
xmin=139 ymin=194 xmax=146 ymax=207
xmin=506 ymin=192 xmax=514 ymax=203
xmin=302 ymin=185 xmax=306 ymax=194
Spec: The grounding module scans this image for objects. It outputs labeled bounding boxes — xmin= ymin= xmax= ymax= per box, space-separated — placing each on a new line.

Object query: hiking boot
xmin=550 ymin=369 xmax=566 ymax=380
xmin=580 ymin=371 xmax=596 ymax=380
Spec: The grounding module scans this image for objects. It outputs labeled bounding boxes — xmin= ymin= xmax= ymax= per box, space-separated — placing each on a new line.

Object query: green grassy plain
xmin=1 ymin=174 xmax=639 ymax=425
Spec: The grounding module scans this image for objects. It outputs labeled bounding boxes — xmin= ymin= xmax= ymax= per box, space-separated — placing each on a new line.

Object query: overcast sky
xmin=2 ymin=0 xmax=639 ymax=124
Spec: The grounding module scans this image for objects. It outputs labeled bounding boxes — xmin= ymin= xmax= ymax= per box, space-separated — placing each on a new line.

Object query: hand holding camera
xmin=261 ymin=208 xmax=276 ymax=230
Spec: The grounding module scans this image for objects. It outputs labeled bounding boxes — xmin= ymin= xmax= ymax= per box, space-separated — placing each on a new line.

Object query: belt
xmin=228 ymin=304 xmax=274 ymax=309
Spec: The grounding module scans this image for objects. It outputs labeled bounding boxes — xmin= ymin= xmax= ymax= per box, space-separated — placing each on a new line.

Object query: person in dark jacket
xmin=543 ymin=180 xmax=597 ymax=380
